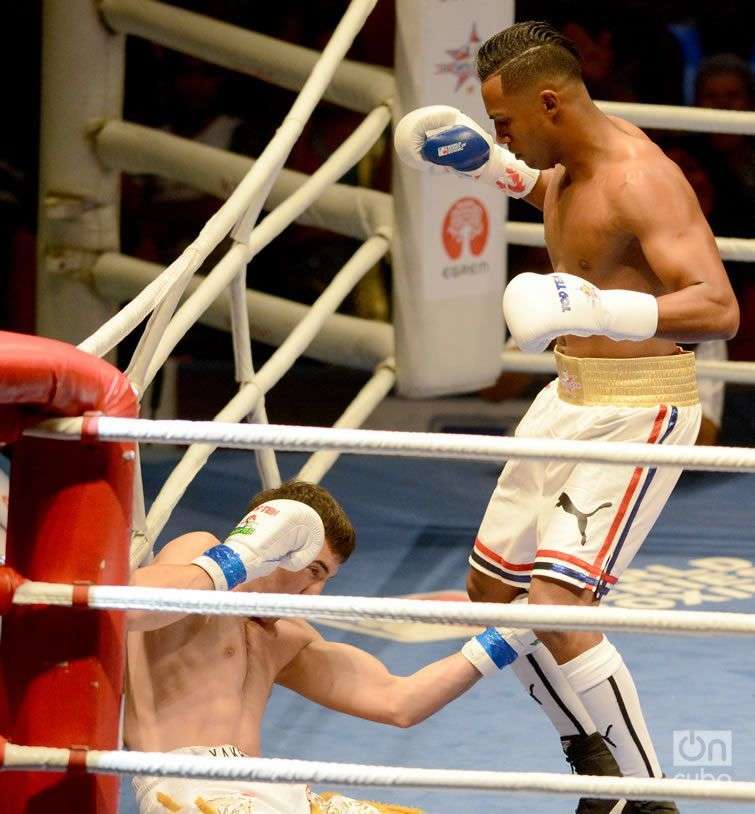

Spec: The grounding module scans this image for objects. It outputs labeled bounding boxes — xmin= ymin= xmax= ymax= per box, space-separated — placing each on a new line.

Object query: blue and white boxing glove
xmin=394 ymin=104 xmax=539 ymax=198
xmin=192 ymin=499 xmax=325 ymax=591
xmin=461 ymin=627 xmax=540 ymax=676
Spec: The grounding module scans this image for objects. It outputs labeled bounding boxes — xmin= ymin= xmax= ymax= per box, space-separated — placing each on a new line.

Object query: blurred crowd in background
xmin=1 ymin=1 xmax=753 ymax=441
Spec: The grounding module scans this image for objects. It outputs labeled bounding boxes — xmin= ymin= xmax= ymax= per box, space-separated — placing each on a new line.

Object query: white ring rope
xmin=506 ymin=221 xmax=755 ymax=264
xmin=100 ymin=0 xmax=394 ymax=115
xmin=13 ymin=581 xmax=755 ymax=637
xmin=82 ymin=253 xmax=755 ymax=383
xmin=596 ymin=99 xmax=755 ymax=135
xmin=89 ymin=253 xmax=394 ymax=372
xmin=92 ymin=120 xmax=755 ymax=265
xmin=81 ymin=0 xmax=380 ymax=361
xmin=94 ymin=120 xmax=392 ymax=242
xmin=1 ymin=744 xmax=753 ymax=803
xmin=100 ymin=0 xmax=755 ymax=139
xmin=27 ymin=418 xmax=755 ymax=474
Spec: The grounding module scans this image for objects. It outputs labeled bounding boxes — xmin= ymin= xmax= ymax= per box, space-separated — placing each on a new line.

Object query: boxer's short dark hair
xmin=477 ymin=21 xmax=581 ymax=89
xmin=247 ymin=480 xmax=356 ymax=562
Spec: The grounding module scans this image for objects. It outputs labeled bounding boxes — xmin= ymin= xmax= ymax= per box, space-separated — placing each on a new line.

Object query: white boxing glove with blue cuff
xmin=394 ymin=104 xmax=540 ymax=198
xmin=462 ymin=627 xmax=541 ymax=676
xmin=192 ymin=499 xmax=325 ymax=591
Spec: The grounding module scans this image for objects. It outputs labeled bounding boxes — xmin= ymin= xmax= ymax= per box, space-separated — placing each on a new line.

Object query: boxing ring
xmin=4 ymin=0 xmax=755 ymax=811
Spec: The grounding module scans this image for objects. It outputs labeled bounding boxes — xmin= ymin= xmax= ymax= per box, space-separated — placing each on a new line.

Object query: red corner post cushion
xmin=0 ymin=331 xmax=138 ymax=441
xmin=0 ymin=333 xmax=139 ymax=813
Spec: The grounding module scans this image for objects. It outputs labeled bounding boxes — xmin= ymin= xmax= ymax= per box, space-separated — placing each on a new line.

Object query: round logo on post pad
xmin=442 ymin=197 xmax=489 ymax=260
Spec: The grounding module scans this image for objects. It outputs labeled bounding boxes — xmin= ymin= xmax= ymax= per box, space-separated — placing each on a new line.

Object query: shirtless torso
xmin=125 ymin=530 xmax=480 ymax=755
xmin=542 ymin=116 xmax=690 ymax=359
xmin=479 ymin=69 xmax=736 ymax=358
xmin=126 ymin=612 xmax=309 ymax=755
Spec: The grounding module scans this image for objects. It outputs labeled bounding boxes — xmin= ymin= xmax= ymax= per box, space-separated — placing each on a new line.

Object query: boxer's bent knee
xmin=528 ymin=575 xmax=601 ymax=664
xmin=466 ymin=566 xmax=523 ymax=604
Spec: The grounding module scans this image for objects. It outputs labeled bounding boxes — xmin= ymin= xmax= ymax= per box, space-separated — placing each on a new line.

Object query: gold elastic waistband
xmin=554 ymin=348 xmax=699 ymax=407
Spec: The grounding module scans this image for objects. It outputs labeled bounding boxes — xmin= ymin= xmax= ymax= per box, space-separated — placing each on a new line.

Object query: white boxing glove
xmin=393 ymin=104 xmax=540 ymax=198
xmin=503 ymin=272 xmax=659 ymax=354
xmin=192 ymin=499 xmax=325 ymax=590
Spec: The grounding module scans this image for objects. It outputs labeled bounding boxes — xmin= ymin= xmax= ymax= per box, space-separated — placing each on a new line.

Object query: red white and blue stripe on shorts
xmin=470 ymin=405 xmax=679 ymax=597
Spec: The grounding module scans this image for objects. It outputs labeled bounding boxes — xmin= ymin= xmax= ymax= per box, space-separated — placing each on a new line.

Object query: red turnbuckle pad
xmin=0 ymin=566 xmax=26 ymax=615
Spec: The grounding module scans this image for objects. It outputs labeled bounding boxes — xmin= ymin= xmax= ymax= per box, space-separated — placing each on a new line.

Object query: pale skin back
xmin=125 ymin=530 xmax=481 ymax=754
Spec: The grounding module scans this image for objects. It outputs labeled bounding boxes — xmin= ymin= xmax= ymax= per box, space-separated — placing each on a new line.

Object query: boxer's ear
xmin=540 ymin=89 xmax=559 ymax=116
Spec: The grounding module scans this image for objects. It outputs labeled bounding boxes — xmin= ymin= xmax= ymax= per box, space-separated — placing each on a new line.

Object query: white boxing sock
xmin=507 ymin=594 xmax=596 ymax=740
xmin=561 ymin=637 xmax=663 ymax=778
xmin=512 ymin=643 xmax=597 ymax=739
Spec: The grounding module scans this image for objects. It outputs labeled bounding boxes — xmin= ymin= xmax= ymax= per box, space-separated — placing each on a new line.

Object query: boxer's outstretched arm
xmin=277 ymin=635 xmax=481 ymax=728
xmin=613 ymin=164 xmax=739 ymax=341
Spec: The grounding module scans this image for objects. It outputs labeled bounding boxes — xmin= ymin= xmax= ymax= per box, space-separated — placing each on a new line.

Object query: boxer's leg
xmin=531 ymin=402 xmax=700 ymax=804
xmin=466 ymin=445 xmax=598 ymax=748
xmin=468 ymin=384 xmax=625 ymax=812
xmin=529 ymin=577 xmax=663 ymax=777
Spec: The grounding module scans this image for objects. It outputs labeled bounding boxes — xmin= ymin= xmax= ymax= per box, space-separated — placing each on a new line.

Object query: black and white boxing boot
xmin=562 ymin=732 xmax=627 ymax=814
xmin=624 ymin=800 xmax=679 ymax=812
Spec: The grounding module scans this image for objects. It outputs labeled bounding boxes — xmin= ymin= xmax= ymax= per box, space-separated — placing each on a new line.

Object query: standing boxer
xmin=395 ymin=20 xmax=738 ymax=814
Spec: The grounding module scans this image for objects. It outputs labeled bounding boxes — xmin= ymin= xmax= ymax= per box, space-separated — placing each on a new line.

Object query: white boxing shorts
xmin=132 ymin=745 xmax=310 ymax=814
xmin=470 ymin=348 xmax=702 ymax=599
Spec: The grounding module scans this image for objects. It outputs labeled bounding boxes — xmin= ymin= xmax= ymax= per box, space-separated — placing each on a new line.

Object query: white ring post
xmin=392 ymin=1 xmax=514 ymax=397
xmin=38 ymin=0 xmax=124 ymax=344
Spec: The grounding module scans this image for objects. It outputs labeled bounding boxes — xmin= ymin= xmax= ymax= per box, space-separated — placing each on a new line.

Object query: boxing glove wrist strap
xmin=462 ymin=628 xmax=520 ymax=676
xmin=193 ymin=545 xmax=256 ymax=591
xmin=600 ymin=289 xmax=659 ymax=341
xmin=481 ymin=144 xmax=540 ymax=198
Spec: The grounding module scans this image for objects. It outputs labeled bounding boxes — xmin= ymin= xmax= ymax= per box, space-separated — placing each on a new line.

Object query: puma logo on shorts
xmin=556 ymin=492 xmax=612 ymax=546
xmin=469 ymin=379 xmax=701 ymax=596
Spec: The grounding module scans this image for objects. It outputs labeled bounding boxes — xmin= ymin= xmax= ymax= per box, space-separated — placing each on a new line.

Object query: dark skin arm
xmin=522 ymin=167 xmax=555 ymax=211
xmin=611 ymin=164 xmax=739 ymax=341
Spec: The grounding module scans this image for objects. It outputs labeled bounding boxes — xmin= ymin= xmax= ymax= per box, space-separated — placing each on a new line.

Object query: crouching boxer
xmin=395 ymin=19 xmax=739 ymax=814
xmin=127 ymin=481 xmax=484 ymax=814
